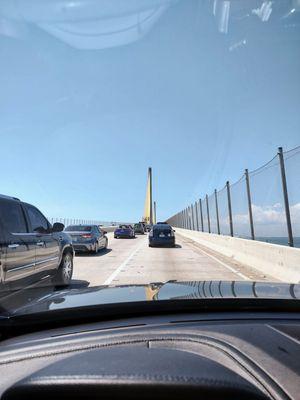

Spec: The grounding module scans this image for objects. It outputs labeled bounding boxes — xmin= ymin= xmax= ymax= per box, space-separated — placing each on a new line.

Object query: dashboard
xmin=0 ymin=312 xmax=299 ymax=399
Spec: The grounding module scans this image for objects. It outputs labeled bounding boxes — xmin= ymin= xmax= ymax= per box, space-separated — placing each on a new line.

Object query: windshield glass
xmin=65 ymin=226 xmax=92 ymax=232
xmin=0 ymin=0 xmax=299 ymax=317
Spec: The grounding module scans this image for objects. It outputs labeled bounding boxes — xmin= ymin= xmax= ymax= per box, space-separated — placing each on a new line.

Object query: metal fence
xmin=167 ymin=146 xmax=300 ymax=248
xmin=49 ymin=218 xmax=122 ymax=227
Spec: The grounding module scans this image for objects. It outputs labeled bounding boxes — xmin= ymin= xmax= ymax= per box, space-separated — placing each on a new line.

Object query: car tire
xmin=94 ymin=242 xmax=99 ymax=254
xmin=53 ymin=251 xmax=73 ymax=287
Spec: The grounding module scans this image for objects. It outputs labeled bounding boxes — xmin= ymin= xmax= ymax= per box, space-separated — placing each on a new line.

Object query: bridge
xmin=67 ymin=146 xmax=300 ymax=288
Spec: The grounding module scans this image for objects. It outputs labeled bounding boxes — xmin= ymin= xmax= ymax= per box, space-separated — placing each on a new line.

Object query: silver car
xmin=64 ymin=225 xmax=108 ymax=254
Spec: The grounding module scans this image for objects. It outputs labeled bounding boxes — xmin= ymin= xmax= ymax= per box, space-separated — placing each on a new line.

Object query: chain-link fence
xmin=231 ymin=175 xmax=251 ymax=239
xmin=283 ymin=147 xmax=300 ymax=248
xmin=208 ymin=193 xmax=217 ymax=234
xmin=167 ymin=146 xmax=300 ymax=248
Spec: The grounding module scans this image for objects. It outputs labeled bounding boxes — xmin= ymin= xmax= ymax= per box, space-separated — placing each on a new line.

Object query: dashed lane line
xmin=103 ymin=237 xmax=147 ymax=285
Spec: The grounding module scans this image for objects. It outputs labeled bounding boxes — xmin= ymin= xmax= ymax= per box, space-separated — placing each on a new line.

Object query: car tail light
xmin=81 ymin=234 xmax=92 ymax=238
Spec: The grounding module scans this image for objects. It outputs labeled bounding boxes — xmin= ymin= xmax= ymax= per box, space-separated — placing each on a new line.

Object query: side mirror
xmin=173 ymin=229 xmax=176 ymax=232
xmin=52 ymin=222 xmax=64 ymax=232
xmin=103 ymin=231 xmax=107 ymax=235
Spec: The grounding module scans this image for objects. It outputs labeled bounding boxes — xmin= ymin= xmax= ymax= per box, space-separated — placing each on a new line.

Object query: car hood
xmin=1 ymin=280 xmax=299 ymax=317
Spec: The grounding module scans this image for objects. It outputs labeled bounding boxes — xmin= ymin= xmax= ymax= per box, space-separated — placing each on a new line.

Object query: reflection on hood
xmin=0 ymin=280 xmax=299 ymax=317
xmin=0 ymin=0 xmax=177 ymax=49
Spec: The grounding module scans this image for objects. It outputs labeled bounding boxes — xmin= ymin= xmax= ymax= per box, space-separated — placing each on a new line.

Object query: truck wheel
xmin=53 ymin=251 xmax=73 ymax=287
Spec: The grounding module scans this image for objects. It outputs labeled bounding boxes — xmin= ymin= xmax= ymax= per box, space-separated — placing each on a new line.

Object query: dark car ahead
xmin=0 ymin=194 xmax=74 ymax=290
xmin=134 ymin=223 xmax=144 ymax=235
xmin=145 ymin=224 xmax=152 ymax=232
xmin=114 ymin=225 xmax=135 ymax=239
xmin=64 ymin=225 xmax=108 ymax=254
xmin=149 ymin=224 xmax=175 ymax=247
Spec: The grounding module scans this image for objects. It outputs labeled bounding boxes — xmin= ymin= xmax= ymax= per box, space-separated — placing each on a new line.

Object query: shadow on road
xmin=150 ymin=244 xmax=182 ymax=249
xmin=69 ymin=279 xmax=90 ymax=289
xmin=114 ymin=237 xmax=137 ymax=239
xmin=75 ymin=248 xmax=112 ymax=257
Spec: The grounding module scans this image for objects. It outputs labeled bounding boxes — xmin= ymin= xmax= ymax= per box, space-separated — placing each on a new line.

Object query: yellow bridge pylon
xmin=143 ymin=167 xmax=153 ymax=225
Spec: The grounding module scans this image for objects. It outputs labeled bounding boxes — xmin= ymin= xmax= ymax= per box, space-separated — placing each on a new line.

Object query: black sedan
xmin=149 ymin=224 xmax=175 ymax=247
xmin=65 ymin=225 xmax=108 ymax=253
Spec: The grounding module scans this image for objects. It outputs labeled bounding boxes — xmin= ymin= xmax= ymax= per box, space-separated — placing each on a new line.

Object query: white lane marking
xmin=267 ymin=325 xmax=300 ymax=345
xmin=103 ymin=237 xmax=147 ymax=285
xmin=183 ymin=238 xmax=249 ymax=280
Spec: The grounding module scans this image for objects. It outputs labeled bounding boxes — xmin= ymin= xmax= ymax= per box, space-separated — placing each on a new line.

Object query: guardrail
xmin=167 ymin=146 xmax=300 ymax=248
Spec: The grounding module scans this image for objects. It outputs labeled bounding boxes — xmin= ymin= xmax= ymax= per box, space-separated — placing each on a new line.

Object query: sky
xmin=0 ymin=0 xmax=299 ymax=230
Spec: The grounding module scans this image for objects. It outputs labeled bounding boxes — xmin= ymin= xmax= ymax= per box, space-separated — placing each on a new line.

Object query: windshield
xmin=0 ymin=0 xmax=299 ymax=317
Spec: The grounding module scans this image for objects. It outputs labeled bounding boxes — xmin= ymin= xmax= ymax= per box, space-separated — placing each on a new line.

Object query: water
xmin=256 ymin=237 xmax=300 ymax=248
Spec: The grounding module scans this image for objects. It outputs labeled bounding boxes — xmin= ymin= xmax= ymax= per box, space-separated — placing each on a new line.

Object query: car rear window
xmin=153 ymin=225 xmax=171 ymax=230
xmin=65 ymin=225 xmax=92 ymax=232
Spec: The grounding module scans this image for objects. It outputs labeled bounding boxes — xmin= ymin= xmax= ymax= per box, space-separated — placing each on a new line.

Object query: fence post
xmin=185 ymin=207 xmax=189 ymax=229
xmin=278 ymin=147 xmax=294 ymax=247
xmin=214 ymin=189 xmax=220 ymax=235
xmin=206 ymin=194 xmax=211 ymax=233
xmin=191 ymin=204 xmax=195 ymax=230
xmin=188 ymin=206 xmax=192 ymax=230
xmin=186 ymin=208 xmax=189 ymax=229
xmin=195 ymin=201 xmax=199 ymax=231
xmin=245 ymin=169 xmax=255 ymax=240
xmin=226 ymin=181 xmax=234 ymax=237
xmin=199 ymin=199 xmax=204 ymax=232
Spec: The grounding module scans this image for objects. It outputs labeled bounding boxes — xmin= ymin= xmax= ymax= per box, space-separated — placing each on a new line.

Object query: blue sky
xmin=0 ymin=0 xmax=299 ymax=224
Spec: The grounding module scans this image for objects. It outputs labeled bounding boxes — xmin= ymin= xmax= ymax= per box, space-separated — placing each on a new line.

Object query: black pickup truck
xmin=0 ymin=194 xmax=74 ymax=291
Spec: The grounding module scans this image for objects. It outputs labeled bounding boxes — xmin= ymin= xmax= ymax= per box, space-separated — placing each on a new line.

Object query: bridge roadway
xmin=72 ymin=232 xmax=273 ymax=288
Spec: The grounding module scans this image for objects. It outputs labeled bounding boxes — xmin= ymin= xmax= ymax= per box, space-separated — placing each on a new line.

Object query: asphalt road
xmin=72 ymin=232 xmax=271 ymax=288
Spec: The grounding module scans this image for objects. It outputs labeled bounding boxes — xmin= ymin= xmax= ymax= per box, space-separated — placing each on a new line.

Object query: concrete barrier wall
xmin=175 ymin=228 xmax=300 ymax=283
